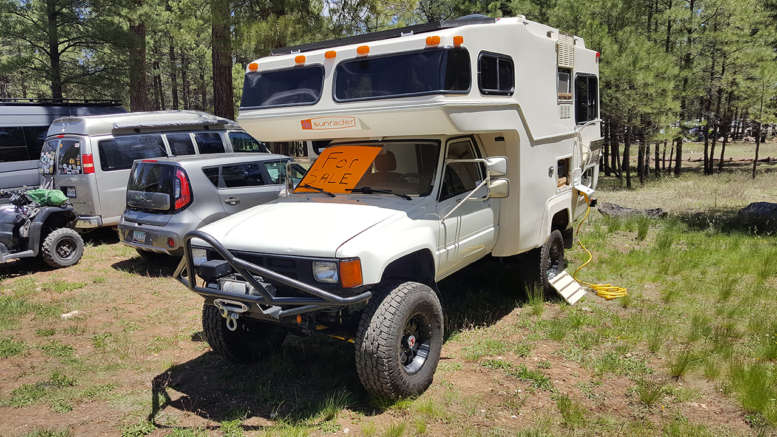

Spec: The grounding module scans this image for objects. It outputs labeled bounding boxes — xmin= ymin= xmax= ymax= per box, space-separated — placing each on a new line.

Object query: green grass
xmin=462 ymin=338 xmax=507 ymax=361
xmin=43 ymin=280 xmax=86 ymax=293
xmin=555 ymin=394 xmax=587 ymax=429
xmin=5 ymin=372 xmax=77 ymax=407
xmin=0 ymin=336 xmax=26 ymax=358
xmin=120 ymin=420 xmax=155 ymax=437
xmin=481 ymin=359 xmax=553 ymax=391
xmin=21 ymin=429 xmax=73 ymax=437
xmin=40 ymin=341 xmax=75 ymax=359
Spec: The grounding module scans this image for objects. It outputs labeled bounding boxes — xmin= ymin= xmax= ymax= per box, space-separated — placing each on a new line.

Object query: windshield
xmin=241 ymin=65 xmax=324 ymax=109
xmin=296 ymin=142 xmax=440 ymax=197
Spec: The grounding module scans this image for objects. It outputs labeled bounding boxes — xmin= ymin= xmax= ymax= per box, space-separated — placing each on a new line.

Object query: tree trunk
xmin=662 ymin=140 xmax=667 ymax=172
xmin=128 ymin=18 xmax=149 ymax=111
xmin=637 ymin=133 xmax=645 ymax=184
xmin=46 ymin=0 xmax=63 ymax=99
xmin=654 ymin=142 xmax=660 ymax=176
xmin=211 ymin=0 xmax=234 ymax=119
xmin=752 ymin=122 xmax=761 ymax=179
xmin=169 ymin=43 xmax=179 ymax=109
xmin=603 ymin=120 xmax=611 ymax=176
xmin=668 ymin=141 xmax=675 ymax=173
xmin=623 ymin=125 xmax=632 ymax=188
xmin=181 ymin=51 xmax=190 ymax=110
xmin=199 ymin=66 xmax=207 ymax=111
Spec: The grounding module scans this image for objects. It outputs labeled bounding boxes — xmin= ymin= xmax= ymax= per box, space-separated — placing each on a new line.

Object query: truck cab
xmin=177 ymin=14 xmax=601 ymax=399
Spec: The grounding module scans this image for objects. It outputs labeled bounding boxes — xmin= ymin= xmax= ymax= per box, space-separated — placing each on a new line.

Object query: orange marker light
xmin=339 ymin=259 xmax=363 ymax=288
xmin=325 ymin=50 xmax=337 ymax=59
xmin=295 ymin=55 xmax=306 ymax=64
xmin=356 ymin=45 xmax=370 ymax=55
xmin=426 ymin=35 xmax=441 ymax=46
xmin=248 ymin=62 xmax=259 ymax=72
xmin=453 ymin=35 xmax=464 ymax=46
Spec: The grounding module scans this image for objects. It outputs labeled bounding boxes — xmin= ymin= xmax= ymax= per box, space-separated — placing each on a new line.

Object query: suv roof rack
xmin=0 ymin=98 xmax=123 ymax=106
xmin=271 ymin=14 xmax=496 ymax=56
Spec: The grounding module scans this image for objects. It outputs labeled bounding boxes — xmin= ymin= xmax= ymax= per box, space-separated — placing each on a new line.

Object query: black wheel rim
xmin=55 ymin=237 xmax=76 ymax=260
xmin=546 ymin=241 xmax=564 ymax=281
xmin=400 ymin=313 xmax=432 ymax=375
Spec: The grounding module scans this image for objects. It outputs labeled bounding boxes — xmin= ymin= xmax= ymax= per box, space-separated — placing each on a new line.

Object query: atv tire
xmin=355 ymin=281 xmax=443 ymax=399
xmin=202 ymin=303 xmax=286 ymax=363
xmin=41 ymin=228 xmax=84 ymax=268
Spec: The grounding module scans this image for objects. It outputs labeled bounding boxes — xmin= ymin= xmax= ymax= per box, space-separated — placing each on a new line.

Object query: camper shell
xmin=177 ymin=15 xmax=602 ymax=399
xmin=42 ymin=110 xmax=268 ymax=228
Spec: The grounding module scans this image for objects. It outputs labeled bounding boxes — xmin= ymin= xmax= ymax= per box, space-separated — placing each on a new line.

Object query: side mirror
xmin=488 ymin=178 xmax=509 ymax=198
xmin=486 ymin=157 xmax=508 ymax=178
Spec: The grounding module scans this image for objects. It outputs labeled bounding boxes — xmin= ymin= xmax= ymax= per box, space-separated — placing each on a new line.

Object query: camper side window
xmin=440 ymin=139 xmax=484 ymax=201
xmin=575 ymin=75 xmax=599 ymax=124
xmin=557 ymin=69 xmax=572 ymax=100
xmin=478 ymin=52 xmax=514 ymax=96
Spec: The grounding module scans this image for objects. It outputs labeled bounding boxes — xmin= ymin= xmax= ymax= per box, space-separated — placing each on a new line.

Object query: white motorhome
xmin=177 ymin=15 xmax=601 ymax=399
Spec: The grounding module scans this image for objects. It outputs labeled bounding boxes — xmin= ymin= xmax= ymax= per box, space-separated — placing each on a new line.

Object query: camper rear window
xmin=240 ymin=65 xmax=324 ymax=109
xmin=334 ymin=48 xmax=470 ymax=102
xmin=98 ymin=134 xmax=167 ymax=171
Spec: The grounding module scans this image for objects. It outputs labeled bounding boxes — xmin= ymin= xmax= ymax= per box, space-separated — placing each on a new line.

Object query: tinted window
xmin=478 ymin=53 xmax=514 ymax=95
xmin=58 ymin=140 xmax=83 ymax=175
xmin=263 ymin=160 xmax=288 ymax=184
xmin=335 ymin=48 xmax=470 ymax=101
xmin=440 ymin=139 xmax=483 ymax=200
xmin=0 ymin=127 xmax=29 ymax=162
xmin=23 ymin=127 xmax=48 ymax=159
xmin=98 ymin=135 xmax=167 ymax=171
xmin=203 ymin=167 xmax=220 ymax=186
xmin=241 ymin=65 xmax=324 ymax=109
xmin=229 ymin=132 xmax=268 ymax=153
xmin=221 ymin=162 xmax=265 ymax=188
xmin=128 ymin=163 xmax=174 ymax=194
xmin=167 ymin=133 xmax=195 ymax=156
xmin=194 ymin=132 xmax=225 ymax=154
xmin=575 ymin=75 xmax=599 ymax=124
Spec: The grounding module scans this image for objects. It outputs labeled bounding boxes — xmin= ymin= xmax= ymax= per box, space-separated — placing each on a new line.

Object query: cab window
xmin=440 ymin=139 xmax=484 ymax=201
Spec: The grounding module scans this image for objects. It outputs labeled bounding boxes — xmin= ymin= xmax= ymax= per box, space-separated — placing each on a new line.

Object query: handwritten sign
xmin=295 ymin=145 xmax=381 ymax=194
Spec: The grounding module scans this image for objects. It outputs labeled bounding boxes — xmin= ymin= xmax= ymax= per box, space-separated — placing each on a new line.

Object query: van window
xmin=221 ymin=162 xmax=266 ymax=188
xmin=194 ymin=132 xmax=225 ymax=154
xmin=241 ymin=65 xmax=324 ymax=109
xmin=575 ymin=75 xmax=599 ymax=124
xmin=478 ymin=53 xmax=514 ymax=96
xmin=167 ymin=133 xmax=195 ymax=156
xmin=23 ymin=127 xmax=48 ymax=159
xmin=0 ymin=127 xmax=29 ymax=162
xmin=440 ymin=139 xmax=484 ymax=201
xmin=40 ymin=140 xmax=57 ymax=175
xmin=98 ymin=134 xmax=167 ymax=171
xmin=58 ymin=140 xmax=83 ymax=175
xmin=229 ymin=132 xmax=268 ymax=153
xmin=334 ymin=48 xmax=470 ymax=101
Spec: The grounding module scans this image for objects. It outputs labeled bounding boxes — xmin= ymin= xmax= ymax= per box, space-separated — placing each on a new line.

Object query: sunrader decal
xmin=301 ymin=116 xmax=358 ymax=130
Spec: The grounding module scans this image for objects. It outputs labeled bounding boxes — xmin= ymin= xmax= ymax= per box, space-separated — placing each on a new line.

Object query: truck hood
xmin=196 ymin=197 xmax=406 ymax=257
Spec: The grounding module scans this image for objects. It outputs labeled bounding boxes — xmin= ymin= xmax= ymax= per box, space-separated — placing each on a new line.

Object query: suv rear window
xmin=126 ymin=163 xmax=175 ymax=211
xmin=58 ymin=140 xmax=83 ymax=175
xmin=98 ymin=134 xmax=167 ymax=171
xmin=241 ymin=65 xmax=324 ymax=109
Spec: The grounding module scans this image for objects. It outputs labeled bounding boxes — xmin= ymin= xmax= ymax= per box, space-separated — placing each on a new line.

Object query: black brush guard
xmin=175 ymin=230 xmax=373 ymax=320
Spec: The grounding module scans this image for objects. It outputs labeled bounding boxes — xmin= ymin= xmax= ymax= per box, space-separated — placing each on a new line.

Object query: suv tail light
xmin=173 ymin=168 xmax=192 ymax=210
xmin=82 ymin=154 xmax=95 ymax=174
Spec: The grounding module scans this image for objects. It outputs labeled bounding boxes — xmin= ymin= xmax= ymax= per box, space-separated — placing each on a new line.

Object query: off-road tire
xmin=202 ymin=303 xmax=286 ymax=363
xmin=538 ymin=229 xmax=566 ymax=294
xmin=355 ymin=281 xmax=443 ymax=399
xmin=41 ymin=228 xmax=84 ymax=268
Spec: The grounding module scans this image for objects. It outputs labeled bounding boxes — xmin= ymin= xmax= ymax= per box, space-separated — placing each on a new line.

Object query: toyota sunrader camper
xmin=176 ymin=14 xmax=602 ymax=399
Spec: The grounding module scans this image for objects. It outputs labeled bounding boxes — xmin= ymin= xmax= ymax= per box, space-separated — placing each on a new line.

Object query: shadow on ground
xmin=110 ymin=255 xmax=181 ymax=278
xmin=146 ymin=256 xmax=537 ymax=430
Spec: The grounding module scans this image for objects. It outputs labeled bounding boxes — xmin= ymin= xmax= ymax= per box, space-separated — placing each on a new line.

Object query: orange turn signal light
xmin=339 ymin=259 xmax=363 ymax=288
xmin=453 ymin=35 xmax=464 ymax=46
xmin=426 ymin=35 xmax=440 ymax=46
xmin=356 ymin=45 xmax=370 ymax=55
xmin=325 ymin=50 xmax=337 ymax=59
xmin=295 ymin=55 xmax=306 ymax=64
xmin=248 ymin=62 xmax=259 ymax=72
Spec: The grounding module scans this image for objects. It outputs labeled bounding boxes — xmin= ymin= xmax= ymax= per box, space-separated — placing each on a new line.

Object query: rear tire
xmin=538 ymin=229 xmax=566 ymax=294
xmin=41 ymin=228 xmax=84 ymax=268
xmin=202 ymin=303 xmax=286 ymax=363
xmin=355 ymin=281 xmax=443 ymax=399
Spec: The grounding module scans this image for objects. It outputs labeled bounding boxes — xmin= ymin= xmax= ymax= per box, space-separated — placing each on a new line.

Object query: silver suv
xmin=118 ymin=153 xmax=289 ymax=259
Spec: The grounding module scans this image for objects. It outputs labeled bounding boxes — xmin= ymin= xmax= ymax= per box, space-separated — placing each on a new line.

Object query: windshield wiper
xmin=347 ymin=186 xmax=411 ymax=201
xmin=300 ymin=183 xmax=335 ymax=197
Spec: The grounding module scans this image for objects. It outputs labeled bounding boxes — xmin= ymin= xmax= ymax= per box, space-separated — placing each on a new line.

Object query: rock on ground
xmin=737 ymin=202 xmax=777 ymax=231
xmin=597 ymin=202 xmax=666 ymax=218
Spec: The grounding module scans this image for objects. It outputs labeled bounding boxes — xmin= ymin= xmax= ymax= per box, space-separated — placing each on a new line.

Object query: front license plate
xmin=65 ymin=187 xmax=76 ymax=198
xmin=132 ymin=230 xmax=146 ymax=243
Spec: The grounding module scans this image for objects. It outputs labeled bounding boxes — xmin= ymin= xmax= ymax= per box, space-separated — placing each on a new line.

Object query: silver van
xmin=40 ymin=110 xmax=269 ymax=228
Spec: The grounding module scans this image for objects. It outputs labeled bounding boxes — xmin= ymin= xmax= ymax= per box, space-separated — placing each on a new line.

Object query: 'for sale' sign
xmin=295 ymin=145 xmax=381 ymax=194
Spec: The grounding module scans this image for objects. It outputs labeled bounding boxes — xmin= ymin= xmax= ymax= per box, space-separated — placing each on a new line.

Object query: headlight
xmin=312 ymin=261 xmax=338 ymax=283
xmin=191 ymin=247 xmax=209 ymax=266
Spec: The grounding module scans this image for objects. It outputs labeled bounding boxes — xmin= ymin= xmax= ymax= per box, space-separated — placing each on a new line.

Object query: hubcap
xmin=400 ymin=314 xmax=432 ymax=375
xmin=546 ymin=241 xmax=564 ymax=281
xmin=56 ymin=238 xmax=75 ymax=259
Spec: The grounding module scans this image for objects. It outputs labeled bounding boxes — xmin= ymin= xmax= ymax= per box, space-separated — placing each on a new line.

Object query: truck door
xmin=436 ymin=138 xmax=496 ymax=277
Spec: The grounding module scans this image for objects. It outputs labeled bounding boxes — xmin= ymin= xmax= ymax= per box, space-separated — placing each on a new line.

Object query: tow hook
xmin=213 ymin=299 xmax=249 ymax=332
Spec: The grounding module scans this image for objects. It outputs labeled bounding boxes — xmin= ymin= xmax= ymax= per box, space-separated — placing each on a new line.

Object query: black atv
xmin=0 ymin=190 xmax=84 ymax=268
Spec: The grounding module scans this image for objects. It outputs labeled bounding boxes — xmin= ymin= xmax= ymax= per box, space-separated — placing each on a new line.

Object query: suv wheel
xmin=202 ymin=303 xmax=286 ymax=363
xmin=538 ymin=229 xmax=566 ymax=293
xmin=355 ymin=281 xmax=443 ymax=399
xmin=41 ymin=228 xmax=84 ymax=268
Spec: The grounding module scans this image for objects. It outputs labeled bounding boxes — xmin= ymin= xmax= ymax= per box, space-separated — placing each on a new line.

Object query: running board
xmin=549 ymin=271 xmax=587 ymax=305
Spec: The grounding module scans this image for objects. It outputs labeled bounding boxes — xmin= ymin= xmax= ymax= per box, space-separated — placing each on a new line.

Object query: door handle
xmin=224 ymin=196 xmax=240 ymax=206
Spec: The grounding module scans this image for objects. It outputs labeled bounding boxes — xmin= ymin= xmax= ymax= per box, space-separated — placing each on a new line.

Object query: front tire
xmin=41 ymin=228 xmax=84 ymax=268
xmin=202 ymin=303 xmax=286 ymax=363
xmin=355 ymin=281 xmax=443 ymax=399
xmin=538 ymin=229 xmax=566 ymax=293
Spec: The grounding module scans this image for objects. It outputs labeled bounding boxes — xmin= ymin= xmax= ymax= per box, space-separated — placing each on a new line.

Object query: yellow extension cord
xmin=571 ymin=193 xmax=628 ymax=300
